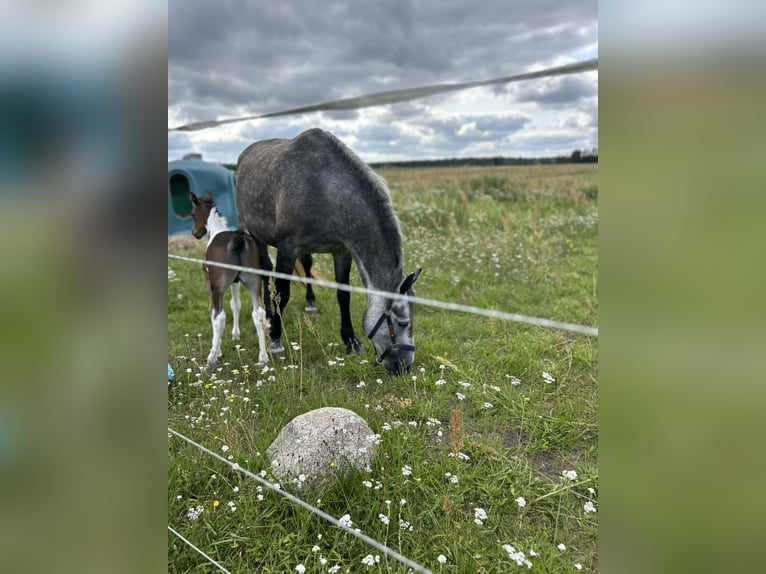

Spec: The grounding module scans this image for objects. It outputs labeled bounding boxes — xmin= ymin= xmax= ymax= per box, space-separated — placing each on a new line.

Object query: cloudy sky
xmin=168 ymin=0 xmax=597 ymax=164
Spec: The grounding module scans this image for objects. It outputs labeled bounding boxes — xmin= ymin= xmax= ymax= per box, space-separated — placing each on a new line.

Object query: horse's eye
xmin=398 ymin=321 xmax=409 ymax=328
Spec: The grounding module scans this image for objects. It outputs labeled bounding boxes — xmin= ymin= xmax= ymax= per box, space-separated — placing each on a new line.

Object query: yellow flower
xmin=213 ymin=500 xmax=220 ymax=508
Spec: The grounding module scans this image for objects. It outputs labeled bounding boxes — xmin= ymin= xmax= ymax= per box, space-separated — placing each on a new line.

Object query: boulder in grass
xmin=266 ymin=407 xmax=379 ymax=491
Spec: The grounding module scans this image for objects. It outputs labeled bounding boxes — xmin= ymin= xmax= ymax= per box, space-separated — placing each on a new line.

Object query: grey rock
xmin=266 ymin=407 xmax=379 ymax=491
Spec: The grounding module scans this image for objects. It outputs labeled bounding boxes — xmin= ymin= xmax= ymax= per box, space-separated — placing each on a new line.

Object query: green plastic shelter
xmin=168 ymin=155 xmax=238 ymax=236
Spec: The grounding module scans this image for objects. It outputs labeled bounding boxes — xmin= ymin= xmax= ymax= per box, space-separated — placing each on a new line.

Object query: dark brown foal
xmin=190 ymin=191 xmax=269 ymax=366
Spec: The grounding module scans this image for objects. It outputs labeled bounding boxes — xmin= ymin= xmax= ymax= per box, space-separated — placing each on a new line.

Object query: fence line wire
xmin=168 ymin=253 xmax=597 ymax=337
xmin=168 ymin=427 xmax=434 ymax=574
xmin=168 ymin=525 xmax=232 ymax=574
xmin=169 ymin=58 xmax=597 ymax=132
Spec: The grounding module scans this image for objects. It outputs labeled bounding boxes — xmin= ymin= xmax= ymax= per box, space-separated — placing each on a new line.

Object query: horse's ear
xmin=201 ymin=191 xmax=215 ymax=203
xmin=189 ymin=192 xmax=199 ymax=205
xmin=399 ymin=268 xmax=422 ymax=294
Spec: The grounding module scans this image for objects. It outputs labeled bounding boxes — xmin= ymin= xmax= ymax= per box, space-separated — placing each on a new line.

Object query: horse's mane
xmin=323 ymin=131 xmax=405 ymax=275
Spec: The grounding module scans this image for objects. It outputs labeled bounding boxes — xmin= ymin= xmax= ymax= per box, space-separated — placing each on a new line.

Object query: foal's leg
xmin=207 ymin=283 xmax=227 ymax=366
xmin=268 ymin=250 xmax=296 ymax=355
xmin=333 ymin=251 xmax=363 ymax=355
xmin=229 ymin=281 xmax=241 ymax=340
xmin=241 ymin=275 xmax=269 ymax=364
xmin=254 ymin=241 xmax=274 ymax=320
xmin=300 ymin=253 xmax=320 ymax=315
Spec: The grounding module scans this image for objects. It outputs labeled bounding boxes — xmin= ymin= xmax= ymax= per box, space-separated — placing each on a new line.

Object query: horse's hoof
xmin=345 ymin=339 xmax=364 ymax=356
xmin=269 ymin=341 xmax=285 ymax=355
xmin=304 ymin=303 xmax=320 ymax=315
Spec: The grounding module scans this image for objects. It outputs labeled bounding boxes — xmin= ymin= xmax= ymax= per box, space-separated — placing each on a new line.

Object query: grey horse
xmin=236 ymin=128 xmax=422 ymax=374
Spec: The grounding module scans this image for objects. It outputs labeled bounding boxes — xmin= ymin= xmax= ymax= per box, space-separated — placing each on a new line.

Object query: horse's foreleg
xmin=300 ymin=253 xmax=320 ymax=315
xmin=269 ymin=251 xmax=295 ymax=355
xmin=333 ymin=252 xmax=363 ymax=356
xmin=229 ymin=282 xmax=241 ymax=340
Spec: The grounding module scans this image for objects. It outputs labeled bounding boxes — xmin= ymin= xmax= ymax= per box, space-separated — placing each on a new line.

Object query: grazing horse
xmin=236 ymin=128 xmax=422 ymax=374
xmin=189 ymin=191 xmax=269 ymax=366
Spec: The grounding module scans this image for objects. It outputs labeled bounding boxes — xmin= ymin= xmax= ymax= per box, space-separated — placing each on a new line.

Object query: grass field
xmin=167 ymin=163 xmax=598 ymax=573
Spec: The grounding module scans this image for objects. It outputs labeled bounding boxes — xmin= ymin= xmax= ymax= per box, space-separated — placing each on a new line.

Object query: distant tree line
xmin=220 ymin=149 xmax=597 ymax=172
xmin=369 ymin=149 xmax=597 ymax=169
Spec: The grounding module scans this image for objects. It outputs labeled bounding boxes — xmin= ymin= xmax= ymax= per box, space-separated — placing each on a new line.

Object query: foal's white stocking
xmin=207 ymin=309 xmax=226 ymax=366
xmin=230 ymin=282 xmax=242 ymax=340
xmin=252 ymin=306 xmax=269 ymax=364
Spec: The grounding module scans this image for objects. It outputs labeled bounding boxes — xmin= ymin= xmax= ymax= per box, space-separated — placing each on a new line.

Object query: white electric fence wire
xmin=168 ymin=253 xmax=597 ymax=337
xmin=168 ymin=525 xmax=232 ymax=574
xmin=169 ymin=58 xmax=597 ymax=132
xmin=168 ymin=427 xmax=434 ymax=574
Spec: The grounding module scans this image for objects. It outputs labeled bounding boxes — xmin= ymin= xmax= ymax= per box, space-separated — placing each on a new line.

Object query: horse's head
xmin=189 ymin=191 xmax=215 ymax=239
xmin=364 ymin=268 xmax=422 ymax=375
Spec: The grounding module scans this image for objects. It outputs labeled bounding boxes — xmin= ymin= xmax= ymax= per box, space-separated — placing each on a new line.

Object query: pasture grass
xmin=168 ymin=163 xmax=598 ymax=573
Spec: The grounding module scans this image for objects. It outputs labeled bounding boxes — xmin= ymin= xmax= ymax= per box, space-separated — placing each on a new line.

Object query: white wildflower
xmin=515 ymin=496 xmax=527 ymax=508
xmin=502 ymin=544 xmax=533 ymax=568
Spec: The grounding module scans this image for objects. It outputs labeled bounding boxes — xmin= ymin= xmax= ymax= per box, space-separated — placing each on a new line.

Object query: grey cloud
xmin=511 ymin=74 xmax=598 ymax=107
xmin=168 ymin=0 xmax=597 ymax=161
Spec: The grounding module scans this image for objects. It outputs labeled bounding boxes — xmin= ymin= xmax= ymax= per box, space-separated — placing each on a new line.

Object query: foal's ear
xmin=399 ymin=268 xmax=423 ymax=294
xmin=189 ymin=192 xmax=199 ymax=205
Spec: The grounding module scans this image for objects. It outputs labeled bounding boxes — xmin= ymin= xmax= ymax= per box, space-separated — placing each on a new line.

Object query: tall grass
xmin=168 ymin=163 xmax=598 ymax=573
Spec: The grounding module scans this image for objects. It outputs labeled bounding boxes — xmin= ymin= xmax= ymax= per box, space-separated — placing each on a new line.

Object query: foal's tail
xmin=227 ymin=229 xmax=248 ymax=255
xmin=227 ymin=230 xmax=260 ymax=277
